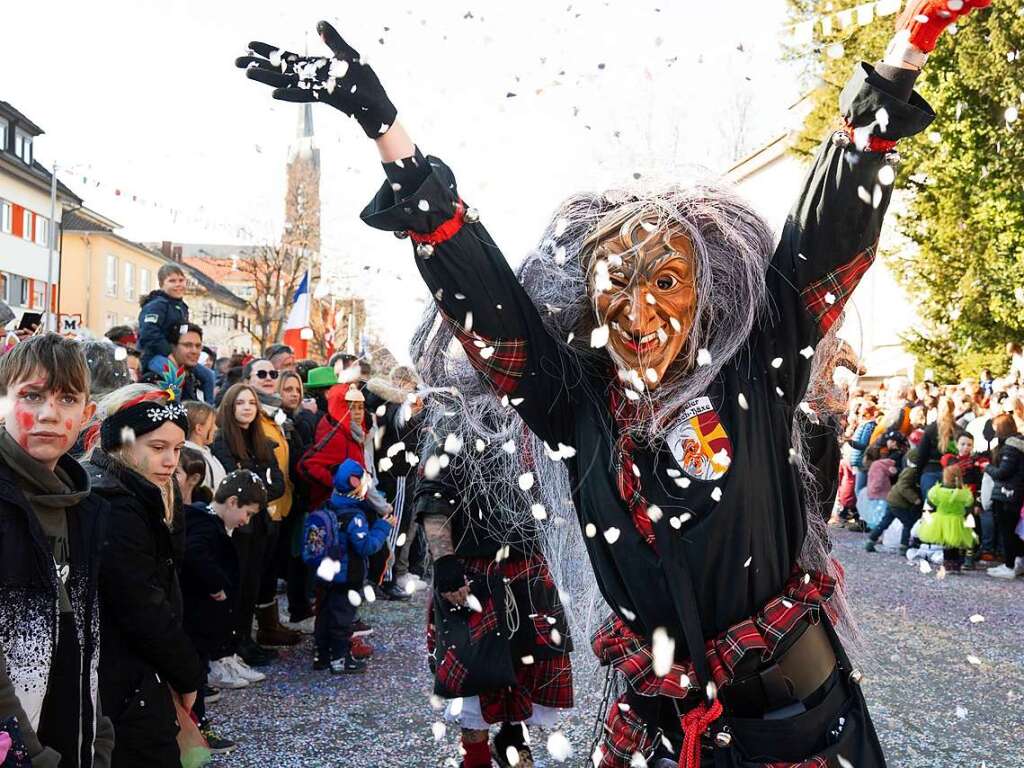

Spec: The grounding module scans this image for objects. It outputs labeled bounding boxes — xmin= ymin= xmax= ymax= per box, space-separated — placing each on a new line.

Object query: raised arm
xmin=236 ymin=22 xmax=575 ymax=449
xmin=764 ymin=0 xmax=989 ymax=407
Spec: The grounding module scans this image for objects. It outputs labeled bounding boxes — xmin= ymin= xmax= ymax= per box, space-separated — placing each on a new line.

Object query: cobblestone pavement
xmin=211 ymin=531 xmax=1023 ymax=768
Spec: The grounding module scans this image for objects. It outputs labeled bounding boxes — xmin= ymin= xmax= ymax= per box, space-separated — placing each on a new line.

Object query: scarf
xmin=0 ymin=429 xmax=90 ymax=610
xmin=608 ymin=386 xmax=657 ymax=550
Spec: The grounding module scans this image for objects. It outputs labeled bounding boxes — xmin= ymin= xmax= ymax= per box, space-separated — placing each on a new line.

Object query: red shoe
xmin=350 ymin=637 xmax=374 ymax=659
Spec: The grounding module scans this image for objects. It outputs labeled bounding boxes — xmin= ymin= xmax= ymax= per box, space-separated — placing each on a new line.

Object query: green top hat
xmin=303 ymin=366 xmax=338 ymax=390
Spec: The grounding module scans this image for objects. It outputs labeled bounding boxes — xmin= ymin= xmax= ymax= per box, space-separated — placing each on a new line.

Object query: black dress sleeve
xmin=764 ymin=62 xmax=935 ymax=408
xmin=361 ymin=152 xmax=576 ymax=449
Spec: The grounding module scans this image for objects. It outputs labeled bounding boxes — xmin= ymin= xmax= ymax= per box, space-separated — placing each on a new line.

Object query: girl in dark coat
xmin=210 ymin=384 xmax=285 ymax=666
xmin=984 ymin=414 xmax=1024 ymax=578
xmin=88 ymin=384 xmax=201 ymax=768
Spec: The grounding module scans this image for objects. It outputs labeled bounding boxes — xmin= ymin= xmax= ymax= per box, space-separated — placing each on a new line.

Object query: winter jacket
xmin=866 ymin=457 xmax=897 ymax=501
xmin=180 ymin=503 xmax=238 ymax=656
xmin=88 ymin=449 xmax=203 ymax=768
xmin=916 ymin=421 xmax=957 ymax=476
xmin=848 ymin=420 xmax=876 ymax=469
xmin=209 ymin=434 xmax=286 ymax=514
xmin=0 ymin=456 xmax=110 ymax=768
xmin=887 ymin=449 xmax=922 ymax=510
xmin=255 ymin=403 xmax=292 ymax=520
xmin=984 ymin=435 xmax=1024 ymax=504
xmin=302 ymin=460 xmax=391 ymax=585
xmin=299 ymin=405 xmax=366 ymax=509
xmin=137 ymin=289 xmax=190 ymax=369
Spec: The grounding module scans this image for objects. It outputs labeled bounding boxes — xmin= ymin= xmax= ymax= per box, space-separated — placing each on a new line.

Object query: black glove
xmin=235 ymin=20 xmax=397 ymax=139
xmin=432 ymin=555 xmax=467 ymax=595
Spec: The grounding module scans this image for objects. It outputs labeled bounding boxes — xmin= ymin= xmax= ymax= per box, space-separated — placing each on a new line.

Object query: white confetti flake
xmin=826 ymin=42 xmax=845 ymax=59
xmin=966 ymin=654 xmax=982 ymax=666
xmin=114 ymin=346 xmax=128 ymax=361
xmin=585 ymin=523 xmax=597 ymax=538
xmin=554 ymin=218 xmax=569 ymax=237
xmin=547 ymin=731 xmax=573 ymax=762
xmin=317 ymin=557 xmax=341 ymax=582
xmin=417 ymin=200 xmax=430 ymax=212
xmin=423 ymin=454 xmax=442 ymax=480
xmin=506 ymin=747 xmax=521 ymax=766
xmin=431 ymin=721 xmax=446 ymax=741
xmin=771 ymin=357 xmax=783 ymax=368
xmin=619 ymin=606 xmax=636 ymax=621
xmin=651 ymin=627 xmax=675 ymax=677
xmin=696 ymin=348 xmax=712 ymax=366
xmin=629 ymin=753 xmax=648 ymax=768
xmin=378 ymin=457 xmax=394 ymax=473
xmin=969 ymin=614 xmax=985 ymax=624
xmin=1006 ymin=106 xmax=1019 ymax=123
xmin=857 ymin=186 xmax=872 ymax=204
xmin=666 ymin=468 xmax=681 ymax=478
xmin=554 ymin=245 xmax=567 ymax=266
xmin=328 ymin=59 xmax=349 ymax=78
xmin=669 ymin=516 xmax=682 ymax=529
xmin=737 ymin=393 xmax=749 ymax=410
xmin=521 ymin=654 xmax=535 ymax=666
xmin=872 ymin=184 xmax=883 ymax=209
xmin=363 ymin=584 xmax=376 ymax=603
xmin=502 ymin=439 xmax=517 ymax=454
xmin=444 ymin=433 xmax=463 ymax=454
xmin=955 ymin=705 xmax=968 ymax=719
xmin=800 ymin=346 xmax=815 ymax=359
xmin=919 ymin=560 xmax=932 ymax=574
xmin=274 ymin=408 xmax=287 ymax=425
xmin=518 ymin=472 xmax=535 ymax=491
xmin=646 ymin=504 xmax=663 ymax=522
xmin=675 ymin=478 xmax=692 ymax=490
xmin=396 ymin=532 xmax=407 ymax=548
xmin=710 ymin=486 xmax=722 ymax=502
xmin=603 ymin=526 xmax=621 ymax=544
xmin=591 ymin=746 xmax=604 ymax=768
xmin=479 ymin=346 xmax=495 ymax=360
xmin=824 ymin=292 xmax=836 ymax=305
xmin=877 ymin=164 xmax=896 ymax=186
xmin=592 ymin=259 xmax=613 ymax=293
xmin=531 ymin=503 xmax=548 ymax=520
xmin=744 ymin=556 xmax=752 ymax=568
xmin=645 ymin=368 xmax=659 ymax=384
xmin=465 ymin=594 xmax=483 ymax=613
xmin=463 ymin=311 xmax=473 ymax=333
xmin=346 ymin=587 xmax=362 ymax=606
xmin=669 ymin=317 xmax=681 ymax=332
xmin=590 ymin=325 xmax=610 ymax=348
xmin=551 ymin=628 xmax=562 ymax=645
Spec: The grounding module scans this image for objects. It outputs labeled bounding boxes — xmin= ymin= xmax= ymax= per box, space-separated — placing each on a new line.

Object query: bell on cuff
xmin=464 ymin=207 xmax=480 ymax=224
xmin=393 ymin=230 xmax=409 ymax=239
xmin=831 ymin=130 xmax=852 ymax=149
xmin=883 ymin=150 xmax=901 ymax=167
xmin=416 ymin=243 xmax=435 ymax=258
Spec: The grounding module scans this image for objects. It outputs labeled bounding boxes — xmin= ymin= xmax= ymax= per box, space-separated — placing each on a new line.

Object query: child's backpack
xmin=301 ymin=506 xmax=340 ymax=566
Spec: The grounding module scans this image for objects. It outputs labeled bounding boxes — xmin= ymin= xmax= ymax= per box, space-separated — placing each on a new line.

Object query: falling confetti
xmin=317 ymin=557 xmax=341 ymax=582
xmin=590 ymin=325 xmax=610 ymax=348
xmin=518 ymin=472 xmax=535 ymax=490
xmin=969 ymin=614 xmax=985 ymax=624
xmin=966 ymin=654 xmax=982 ymax=666
xmin=585 ymin=523 xmax=597 ymax=537
xmin=547 ymin=731 xmax=573 ymax=762
xmin=603 ymin=526 xmax=621 ymax=543
xmin=531 ymin=503 xmax=548 ymax=520
xmin=696 ymin=348 xmax=712 ymax=366
xmin=651 ymin=627 xmax=675 ymax=677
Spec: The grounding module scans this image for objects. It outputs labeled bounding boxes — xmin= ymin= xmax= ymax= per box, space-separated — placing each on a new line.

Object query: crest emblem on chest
xmin=666 ymin=396 xmax=732 ymax=481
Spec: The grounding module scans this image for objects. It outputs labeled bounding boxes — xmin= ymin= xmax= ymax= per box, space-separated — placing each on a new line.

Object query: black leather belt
xmin=720 ymin=621 xmax=837 ymax=718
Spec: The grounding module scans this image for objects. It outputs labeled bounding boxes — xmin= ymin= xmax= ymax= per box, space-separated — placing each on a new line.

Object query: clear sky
xmin=2 ymin=0 xmax=807 ymax=358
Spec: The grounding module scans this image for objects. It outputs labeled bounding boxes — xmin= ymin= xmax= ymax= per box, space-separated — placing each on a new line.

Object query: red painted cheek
xmin=65 ymin=419 xmax=73 ymax=431
xmin=16 ymin=411 xmax=34 ymax=431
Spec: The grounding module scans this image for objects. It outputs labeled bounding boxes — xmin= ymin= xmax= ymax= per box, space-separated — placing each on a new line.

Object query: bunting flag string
xmin=785 ymin=0 xmax=903 ymax=47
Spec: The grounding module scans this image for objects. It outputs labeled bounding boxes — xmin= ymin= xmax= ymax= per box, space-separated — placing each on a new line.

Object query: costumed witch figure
xmin=409 ymin=334 xmax=576 ymax=767
xmin=238 ymin=2 xmax=988 ymax=765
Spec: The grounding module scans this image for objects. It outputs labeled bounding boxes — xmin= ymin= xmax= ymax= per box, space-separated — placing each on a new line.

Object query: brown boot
xmin=256 ymin=601 xmax=302 ymax=646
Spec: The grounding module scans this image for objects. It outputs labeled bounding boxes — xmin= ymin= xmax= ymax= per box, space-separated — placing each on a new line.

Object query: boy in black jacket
xmin=180 ymin=468 xmax=267 ymax=752
xmin=138 ymin=263 xmax=216 ymax=400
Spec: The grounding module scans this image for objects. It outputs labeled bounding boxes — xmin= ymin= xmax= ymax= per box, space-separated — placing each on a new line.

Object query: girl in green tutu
xmin=921 ymin=461 xmax=979 ymax=573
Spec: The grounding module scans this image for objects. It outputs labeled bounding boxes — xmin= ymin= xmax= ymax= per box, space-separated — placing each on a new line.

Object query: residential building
xmin=724 ymin=97 xmax=919 ymax=382
xmin=0 ymin=100 xmax=82 ymax=326
xmin=61 ymin=210 xmax=255 ymax=352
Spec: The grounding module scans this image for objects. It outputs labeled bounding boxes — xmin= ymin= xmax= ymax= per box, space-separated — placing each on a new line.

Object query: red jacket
xmin=299 ymin=395 xmax=366 ymax=508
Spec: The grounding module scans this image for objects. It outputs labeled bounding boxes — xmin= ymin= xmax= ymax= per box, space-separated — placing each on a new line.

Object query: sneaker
xmin=203 ymin=684 xmax=222 ymax=704
xmin=227 ymin=654 xmax=266 ymax=683
xmin=350 ymin=637 xmax=374 ymax=659
xmin=330 ymin=654 xmax=367 ymax=674
xmin=313 ymin=652 xmax=330 ymax=671
xmin=381 ymin=581 xmax=412 ymax=601
xmin=200 ymin=724 xmax=237 ymax=755
xmin=987 ymin=564 xmax=1021 ymax=579
xmin=351 ymin=619 xmax=374 ymax=638
xmin=396 ymin=573 xmax=425 ymax=593
xmin=207 ymin=659 xmax=249 ymax=690
xmin=284 ymin=615 xmax=316 ymax=634
xmin=864 ymin=540 xmax=877 ymax=553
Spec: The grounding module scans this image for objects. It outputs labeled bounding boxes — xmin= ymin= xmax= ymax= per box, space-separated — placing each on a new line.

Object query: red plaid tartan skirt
xmin=592 ymin=567 xmax=840 ymax=768
xmin=426 ymin=554 xmax=574 ymax=724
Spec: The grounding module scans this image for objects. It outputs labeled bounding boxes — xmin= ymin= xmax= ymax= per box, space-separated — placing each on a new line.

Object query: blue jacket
xmin=848 ymin=420 xmax=876 ymax=470
xmin=138 ymin=289 xmax=190 ymax=367
xmin=301 ymin=459 xmax=392 ymax=585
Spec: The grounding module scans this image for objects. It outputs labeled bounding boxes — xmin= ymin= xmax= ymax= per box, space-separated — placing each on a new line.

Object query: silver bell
xmin=464 ymin=206 xmax=480 ymax=224
xmin=416 ymin=243 xmax=435 ymax=258
xmin=831 ymin=130 xmax=852 ymax=149
xmin=850 ymin=669 xmax=864 ymax=685
xmin=715 ymin=732 xmax=733 ymax=748
xmin=883 ymin=150 xmax=901 ymax=167
xmin=393 ymin=230 xmax=409 ymax=239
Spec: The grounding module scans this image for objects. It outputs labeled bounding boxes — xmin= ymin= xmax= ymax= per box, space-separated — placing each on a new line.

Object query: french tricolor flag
xmin=283 ymin=271 xmax=311 ymax=358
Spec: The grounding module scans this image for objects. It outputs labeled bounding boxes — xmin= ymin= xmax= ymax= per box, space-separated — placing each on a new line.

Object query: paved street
xmin=212 ymin=531 xmax=1023 ymax=768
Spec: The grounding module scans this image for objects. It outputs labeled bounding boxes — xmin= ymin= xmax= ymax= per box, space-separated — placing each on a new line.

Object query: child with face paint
xmin=239 ymin=3 xmax=989 ymax=765
xmin=0 ymin=333 xmax=113 ymax=768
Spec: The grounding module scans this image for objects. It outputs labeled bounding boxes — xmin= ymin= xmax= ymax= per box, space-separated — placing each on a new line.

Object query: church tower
xmin=283 ymin=103 xmax=320 ymax=258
